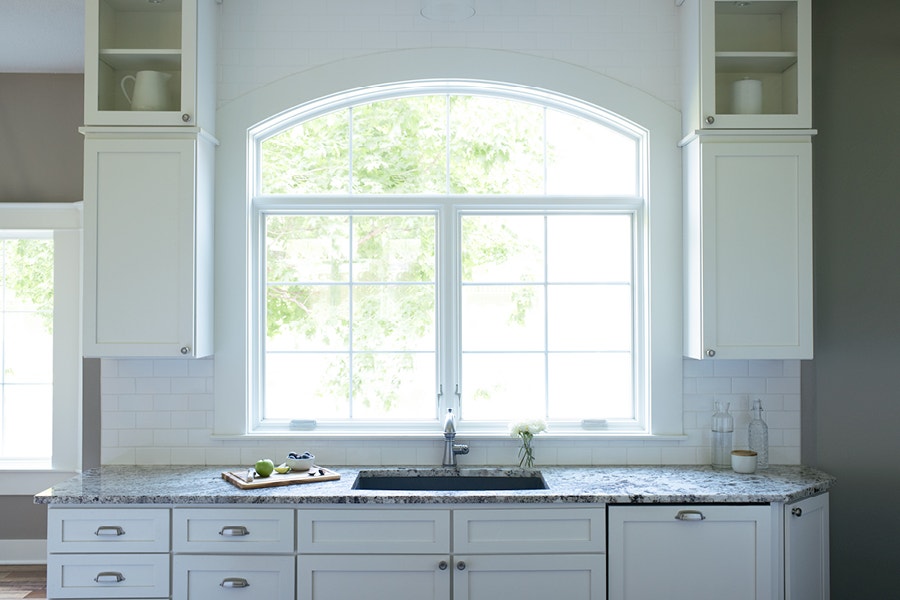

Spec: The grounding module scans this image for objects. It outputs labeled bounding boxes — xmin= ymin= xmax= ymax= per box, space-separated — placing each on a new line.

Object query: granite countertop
xmin=34 ymin=465 xmax=834 ymax=506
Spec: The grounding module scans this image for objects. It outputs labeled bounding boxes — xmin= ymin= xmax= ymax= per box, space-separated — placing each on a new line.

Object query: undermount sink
xmin=352 ymin=468 xmax=548 ymax=491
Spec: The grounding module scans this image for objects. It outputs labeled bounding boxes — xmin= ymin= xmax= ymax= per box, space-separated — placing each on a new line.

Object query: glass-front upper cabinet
xmin=84 ymin=0 xmax=217 ymax=131
xmin=681 ymin=0 xmax=811 ymax=132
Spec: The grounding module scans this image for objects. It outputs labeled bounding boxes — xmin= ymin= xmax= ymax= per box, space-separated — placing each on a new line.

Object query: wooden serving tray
xmin=222 ymin=466 xmax=341 ymax=490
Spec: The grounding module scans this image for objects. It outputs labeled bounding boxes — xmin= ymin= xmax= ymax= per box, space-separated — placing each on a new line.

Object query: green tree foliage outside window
xmin=257 ymin=93 xmax=637 ymax=424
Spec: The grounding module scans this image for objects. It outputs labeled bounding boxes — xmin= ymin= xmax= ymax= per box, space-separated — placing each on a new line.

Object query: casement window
xmin=247 ymin=82 xmax=653 ymax=435
xmin=0 ymin=203 xmax=80 ymax=488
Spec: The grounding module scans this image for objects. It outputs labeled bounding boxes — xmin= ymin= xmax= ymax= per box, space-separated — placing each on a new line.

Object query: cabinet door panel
xmin=48 ymin=553 xmax=169 ymax=599
xmin=608 ymin=504 xmax=774 ymax=600
xmin=297 ymin=554 xmax=450 ymax=600
xmin=173 ymin=555 xmax=294 ymax=600
xmin=83 ymin=135 xmax=210 ymax=357
xmin=453 ymin=507 xmax=605 ymax=553
xmin=685 ymin=139 xmax=813 ymax=359
xmin=48 ymin=507 xmax=170 ymax=553
xmin=297 ymin=508 xmax=450 ymax=554
xmin=454 ymin=554 xmax=604 ymax=600
xmin=785 ymin=494 xmax=829 ymax=600
xmin=173 ymin=507 xmax=295 ymax=553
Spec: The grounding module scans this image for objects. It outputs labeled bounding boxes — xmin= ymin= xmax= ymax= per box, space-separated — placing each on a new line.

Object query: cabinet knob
xmin=94 ymin=525 xmax=126 ymax=537
xmin=94 ymin=571 xmax=126 ymax=583
xmin=180 ymin=346 xmax=191 ymax=355
xmin=220 ymin=577 xmax=250 ymax=588
xmin=182 ymin=113 xmax=192 ymax=123
xmin=705 ymin=348 xmax=716 ymax=357
xmin=792 ymin=507 xmax=803 ymax=517
xmin=438 ymin=561 xmax=448 ymax=571
xmin=705 ymin=115 xmax=716 ymax=125
xmin=456 ymin=560 xmax=467 ymax=571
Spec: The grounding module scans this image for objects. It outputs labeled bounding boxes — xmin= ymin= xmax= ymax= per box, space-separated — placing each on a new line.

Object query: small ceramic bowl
xmin=731 ymin=450 xmax=758 ymax=474
xmin=286 ymin=454 xmax=315 ymax=471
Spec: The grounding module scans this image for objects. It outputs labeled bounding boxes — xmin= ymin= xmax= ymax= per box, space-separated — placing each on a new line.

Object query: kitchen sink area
xmin=352 ymin=468 xmax=548 ymax=491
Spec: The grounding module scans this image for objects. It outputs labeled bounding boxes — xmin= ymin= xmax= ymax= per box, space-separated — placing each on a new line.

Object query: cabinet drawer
xmin=47 ymin=507 xmax=170 ymax=553
xmin=47 ymin=553 xmax=169 ymax=599
xmin=297 ymin=508 xmax=450 ymax=554
xmin=173 ymin=554 xmax=295 ymax=600
xmin=173 ymin=507 xmax=295 ymax=553
xmin=453 ymin=507 xmax=606 ymax=553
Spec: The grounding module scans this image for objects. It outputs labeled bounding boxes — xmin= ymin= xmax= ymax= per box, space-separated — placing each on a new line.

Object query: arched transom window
xmin=250 ymin=81 xmax=648 ymax=434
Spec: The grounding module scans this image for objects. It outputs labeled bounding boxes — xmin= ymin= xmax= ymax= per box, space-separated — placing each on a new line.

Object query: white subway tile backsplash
xmin=98 ymin=357 xmax=801 ymax=466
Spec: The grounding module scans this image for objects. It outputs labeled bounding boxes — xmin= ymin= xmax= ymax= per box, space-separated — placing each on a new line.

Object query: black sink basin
xmin=352 ymin=469 xmax=548 ymax=491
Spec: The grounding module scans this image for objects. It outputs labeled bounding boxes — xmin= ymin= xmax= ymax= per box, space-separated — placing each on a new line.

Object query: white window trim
xmin=0 ymin=202 xmax=82 ymax=494
xmin=214 ymin=48 xmax=683 ymax=440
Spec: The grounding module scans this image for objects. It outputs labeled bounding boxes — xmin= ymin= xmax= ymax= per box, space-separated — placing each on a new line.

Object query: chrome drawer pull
xmin=674 ymin=510 xmax=706 ymax=521
xmin=220 ymin=577 xmax=250 ymax=588
xmin=94 ymin=525 xmax=126 ymax=537
xmin=219 ymin=525 xmax=251 ymax=537
xmin=94 ymin=571 xmax=126 ymax=583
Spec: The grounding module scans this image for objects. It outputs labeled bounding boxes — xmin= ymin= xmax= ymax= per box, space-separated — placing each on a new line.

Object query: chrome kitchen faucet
xmin=442 ymin=409 xmax=469 ymax=467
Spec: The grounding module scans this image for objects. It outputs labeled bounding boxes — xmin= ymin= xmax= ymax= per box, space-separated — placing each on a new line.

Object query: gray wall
xmin=0 ymin=74 xmax=87 ymax=543
xmin=809 ymin=0 xmax=900 ymax=596
xmin=0 ymin=74 xmax=83 ymax=202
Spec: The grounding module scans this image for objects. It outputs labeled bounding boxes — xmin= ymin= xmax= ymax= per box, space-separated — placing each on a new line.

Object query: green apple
xmin=254 ymin=458 xmax=275 ymax=477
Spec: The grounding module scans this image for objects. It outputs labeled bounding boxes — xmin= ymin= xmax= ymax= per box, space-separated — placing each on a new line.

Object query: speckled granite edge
xmin=34 ymin=465 xmax=835 ymax=506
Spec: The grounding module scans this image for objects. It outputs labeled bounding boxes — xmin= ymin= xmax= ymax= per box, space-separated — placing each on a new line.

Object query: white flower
xmin=508 ymin=418 xmax=547 ymax=437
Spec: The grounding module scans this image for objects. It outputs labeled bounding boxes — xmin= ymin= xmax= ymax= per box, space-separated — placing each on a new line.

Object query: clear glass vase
xmin=748 ymin=399 xmax=769 ymax=469
xmin=711 ymin=401 xmax=734 ymax=468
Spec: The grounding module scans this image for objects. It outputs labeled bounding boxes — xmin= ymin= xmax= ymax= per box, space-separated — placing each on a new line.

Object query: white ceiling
xmin=0 ymin=0 xmax=85 ymax=73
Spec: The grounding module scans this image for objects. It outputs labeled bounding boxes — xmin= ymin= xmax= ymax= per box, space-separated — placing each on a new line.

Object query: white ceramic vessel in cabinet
xmin=680 ymin=0 xmax=811 ymax=132
xmin=84 ymin=0 xmax=218 ymax=131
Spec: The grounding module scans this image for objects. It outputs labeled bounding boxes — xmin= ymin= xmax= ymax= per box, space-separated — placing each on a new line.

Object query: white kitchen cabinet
xmin=785 ymin=494 xmax=830 ymax=600
xmin=680 ymin=0 xmax=811 ymax=132
xmin=82 ymin=130 xmax=214 ymax=357
xmin=173 ymin=555 xmax=295 ymax=600
xmin=683 ymin=134 xmax=813 ymax=360
xmin=454 ymin=554 xmax=604 ymax=600
xmin=46 ymin=506 xmax=171 ymax=599
xmin=297 ymin=554 xmax=451 ymax=600
xmin=296 ymin=506 xmax=606 ymax=600
xmin=607 ymin=504 xmax=775 ymax=600
xmin=84 ymin=0 xmax=218 ymax=131
xmin=48 ymin=553 xmax=171 ymax=599
xmin=172 ymin=507 xmax=295 ymax=554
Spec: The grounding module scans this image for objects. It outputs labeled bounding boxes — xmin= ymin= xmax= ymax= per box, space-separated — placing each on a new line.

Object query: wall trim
xmin=0 ymin=539 xmax=46 ymax=564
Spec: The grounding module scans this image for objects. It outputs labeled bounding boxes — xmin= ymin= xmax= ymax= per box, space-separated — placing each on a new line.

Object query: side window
xmin=0 ymin=204 xmax=81 ymax=474
xmin=0 ymin=236 xmax=54 ymax=462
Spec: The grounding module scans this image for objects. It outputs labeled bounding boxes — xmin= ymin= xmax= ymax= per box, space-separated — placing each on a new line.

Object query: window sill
xmin=0 ymin=470 xmax=79 ymax=496
xmin=211 ymin=432 xmax=688 ymax=442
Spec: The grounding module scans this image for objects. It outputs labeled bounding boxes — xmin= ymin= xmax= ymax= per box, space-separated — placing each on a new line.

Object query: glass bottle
xmin=748 ymin=398 xmax=769 ymax=469
xmin=711 ymin=401 xmax=734 ymax=468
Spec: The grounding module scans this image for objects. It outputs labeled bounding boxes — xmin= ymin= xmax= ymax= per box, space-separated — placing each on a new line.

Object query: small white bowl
xmin=731 ymin=450 xmax=758 ymax=474
xmin=286 ymin=455 xmax=315 ymax=471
